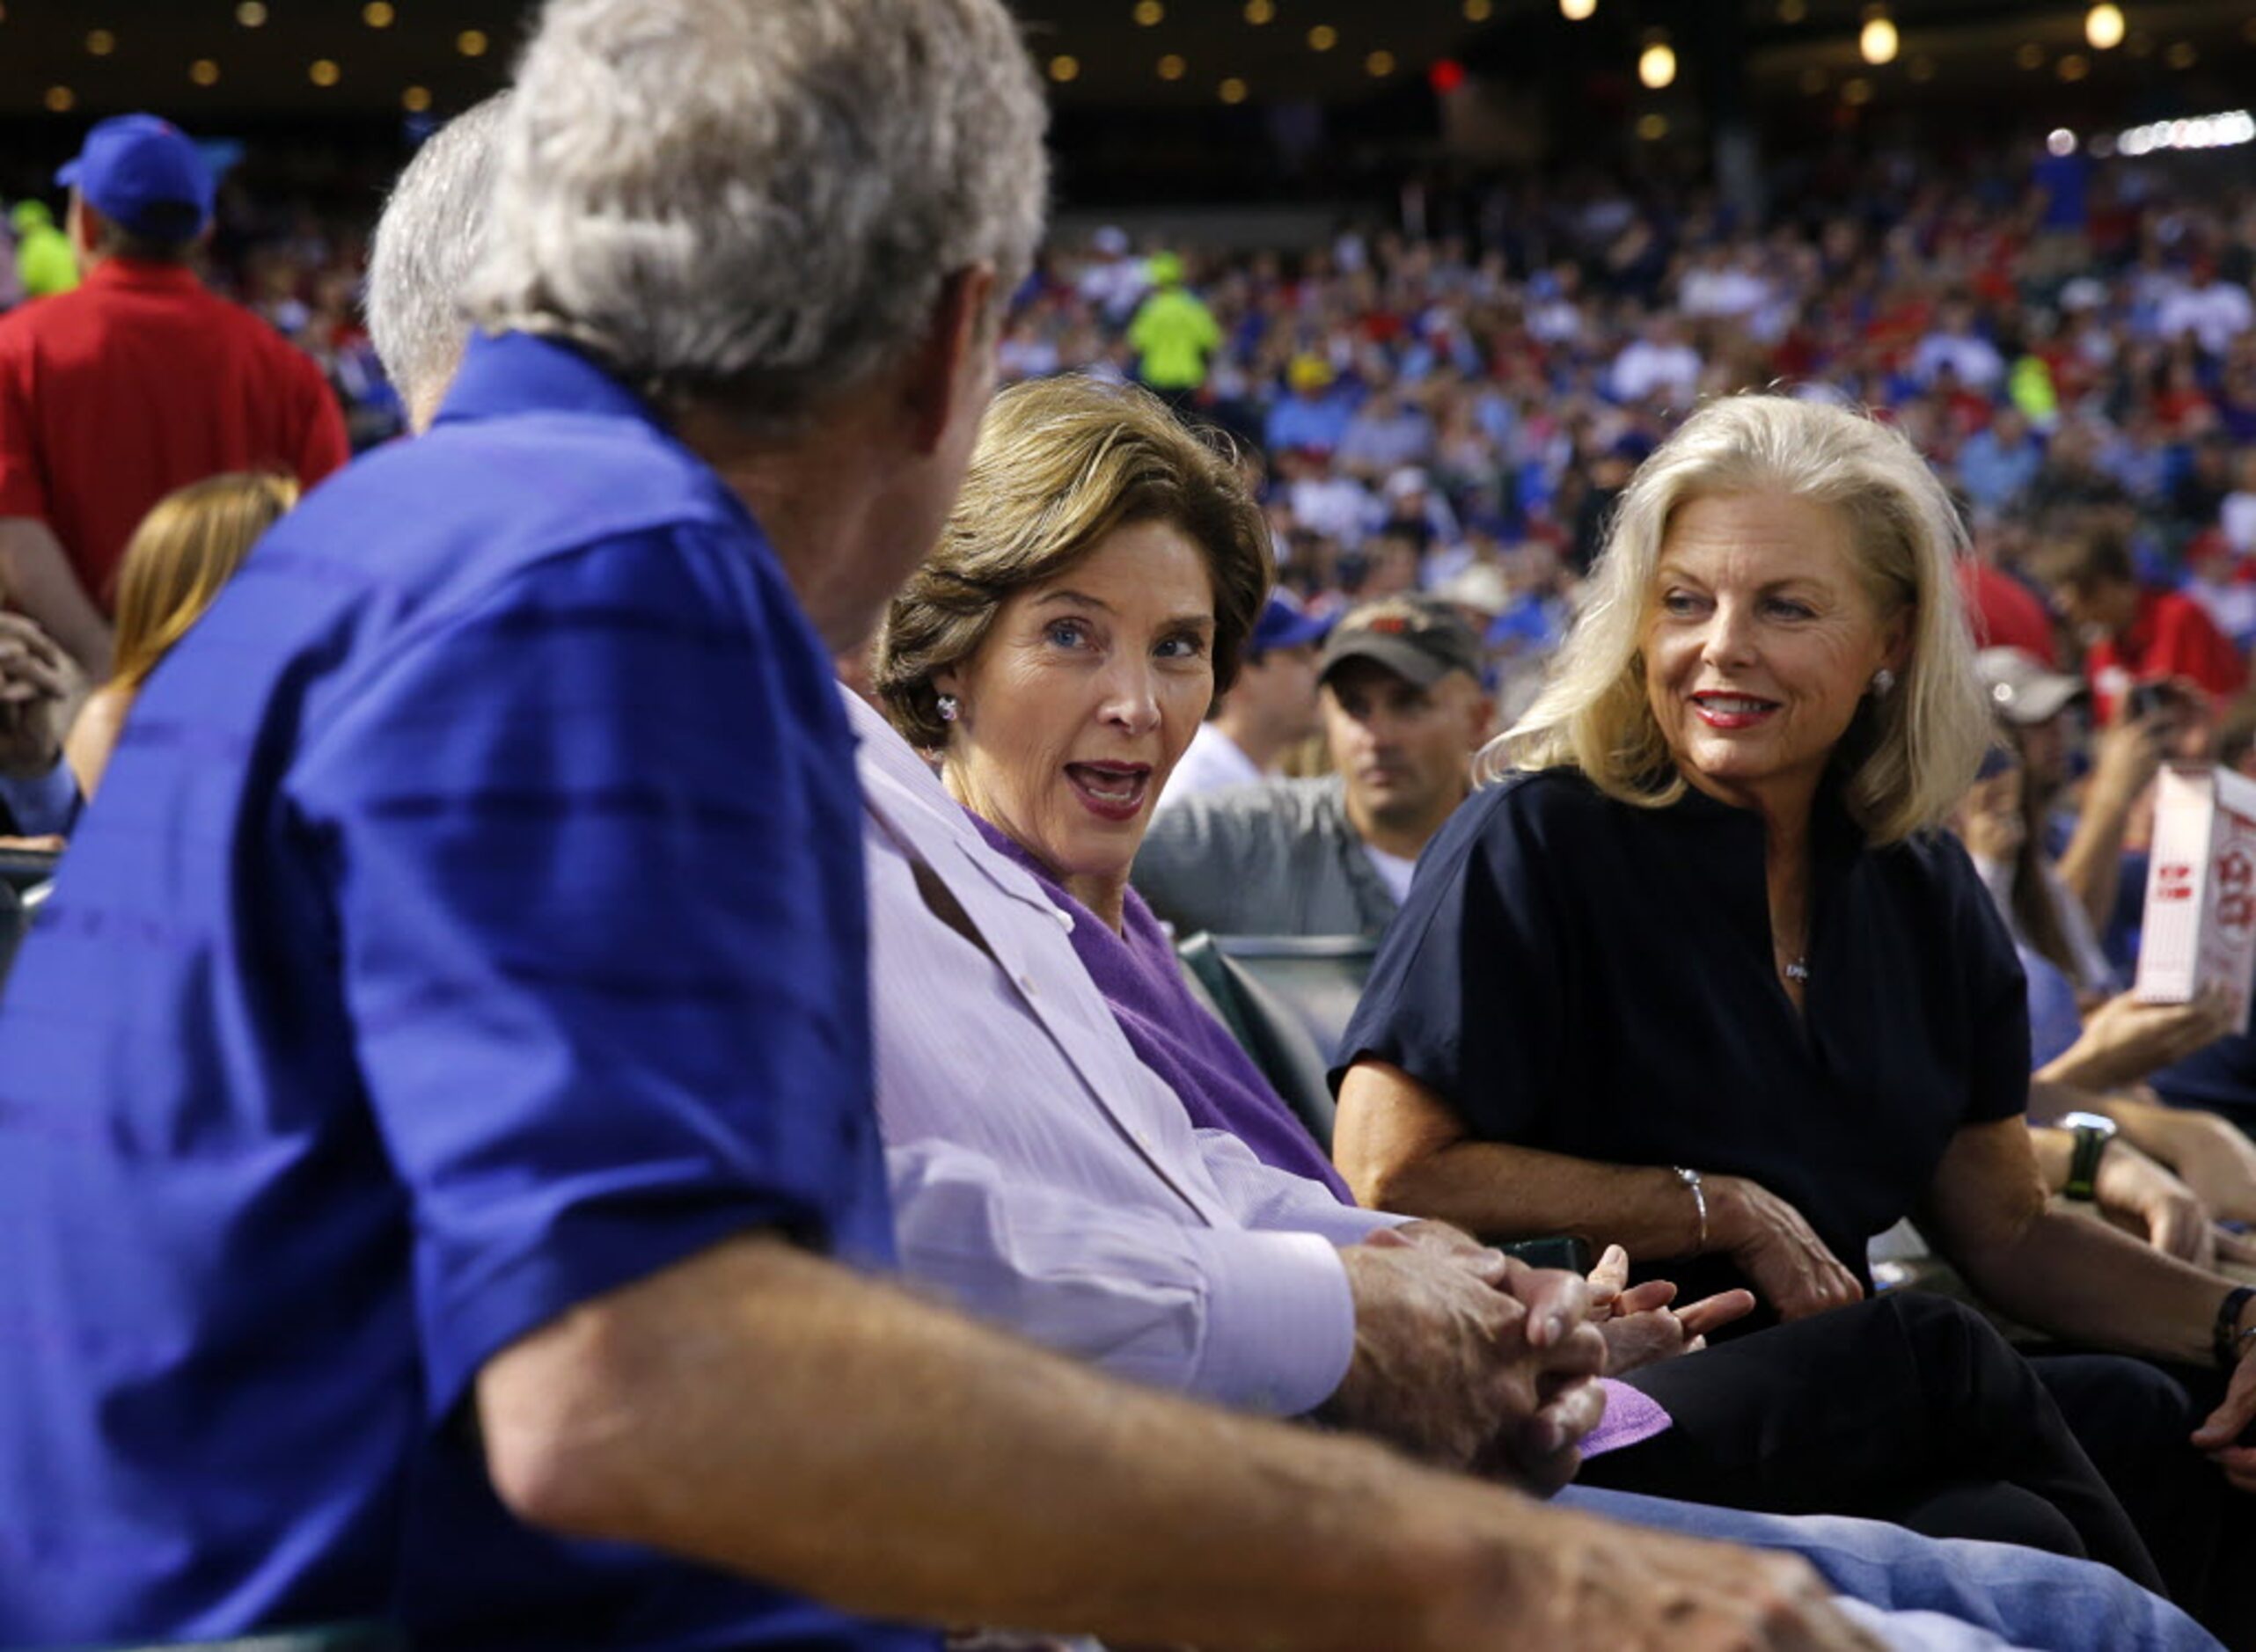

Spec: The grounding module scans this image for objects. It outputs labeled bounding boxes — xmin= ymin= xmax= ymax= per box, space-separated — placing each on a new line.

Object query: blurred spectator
xmin=10 ymin=201 xmax=77 ymax=299
xmin=1135 ymin=598 xmax=1491 ymax=935
xmin=1960 ymin=515 xmax=2060 ymax=666
xmin=1610 ymin=314 xmax=1702 ymax=405
xmin=0 ymin=114 xmax=347 ymax=679
xmin=0 ymin=613 xmax=82 ymax=839
xmin=1336 ymin=380 xmax=1433 ymax=482
xmin=2156 ymin=260 xmax=2254 ymax=358
xmin=1263 ymin=355 xmax=1352 ymax=455
xmin=1957 ymin=409 xmax=2043 ymax=515
xmin=64 ymin=472 xmax=297 ymax=800
xmin=1158 ymin=593 xmax=1328 ymax=814
xmin=2032 ymin=523 xmax=2247 ymax=717
xmin=1913 ymin=299 xmax=2005 ymax=391
xmin=1125 ymin=251 xmax=1220 ymax=404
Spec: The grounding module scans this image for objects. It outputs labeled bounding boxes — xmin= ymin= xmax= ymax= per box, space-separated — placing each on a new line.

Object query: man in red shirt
xmin=0 ymin=114 xmax=348 ymax=676
xmin=2034 ymin=521 xmax=2248 ymax=720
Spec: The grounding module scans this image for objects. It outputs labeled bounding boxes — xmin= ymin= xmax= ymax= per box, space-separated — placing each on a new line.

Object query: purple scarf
xmin=966 ymin=812 xmax=1355 ymax=1201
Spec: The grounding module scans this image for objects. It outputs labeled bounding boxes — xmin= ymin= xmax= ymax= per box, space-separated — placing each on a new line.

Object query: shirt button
xmin=1019 ymin=975 xmax=1038 ymax=998
xmin=1053 ymin=909 xmax=1074 ymax=932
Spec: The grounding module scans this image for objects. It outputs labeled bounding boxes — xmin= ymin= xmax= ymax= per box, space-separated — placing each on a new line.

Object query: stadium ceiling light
xmin=2113 ymin=109 xmax=2254 ymax=155
xmin=1365 ymin=50 xmax=1395 ymax=77
xmin=85 ymin=28 xmax=115 ymax=55
xmin=1462 ymin=0 xmax=1492 ymax=20
xmin=363 ymin=2 xmax=396 ymax=28
xmin=1132 ymin=0 xmax=1163 ymax=25
xmin=1244 ymin=0 xmax=1273 ymax=23
xmin=1307 ymin=24 xmax=1338 ymax=51
xmin=2085 ymin=5 xmax=2125 ymax=52
xmin=456 ymin=28 xmax=488 ymax=56
xmin=1157 ymin=53 xmax=1186 ymax=80
xmin=1777 ymin=0 xmax=1806 ymax=21
xmin=235 ymin=1 xmax=266 ymax=26
xmin=402 ymin=84 xmax=432 ymax=112
xmin=1047 ymin=54 xmax=1079 ymax=82
xmin=45 ymin=84 xmax=75 ymax=112
xmin=190 ymin=58 xmax=220 ymax=85
xmin=309 ymin=58 xmax=341 ymax=87
xmin=1858 ymin=8 xmax=1898 ymax=67
xmin=1559 ymin=0 xmax=1596 ymax=21
xmin=1219 ymin=76 xmax=1249 ymax=104
xmin=1637 ymin=33 xmax=1674 ymax=90
xmin=2047 ymin=128 xmax=2078 ymax=156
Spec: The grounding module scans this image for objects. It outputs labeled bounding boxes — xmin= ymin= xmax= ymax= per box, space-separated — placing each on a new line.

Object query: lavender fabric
xmin=960 ymin=810 xmax=1669 ymax=1458
xmin=968 ymin=811 xmax=1355 ymax=1200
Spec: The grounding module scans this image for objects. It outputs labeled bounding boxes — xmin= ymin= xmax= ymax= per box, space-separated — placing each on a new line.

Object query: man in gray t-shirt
xmin=1135 ymin=596 xmax=1492 ymax=937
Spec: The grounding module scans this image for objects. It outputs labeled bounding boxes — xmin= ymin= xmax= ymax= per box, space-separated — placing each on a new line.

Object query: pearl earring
xmin=936 ymin=693 xmax=960 ymax=723
xmin=1871 ymin=669 xmax=1897 ymax=697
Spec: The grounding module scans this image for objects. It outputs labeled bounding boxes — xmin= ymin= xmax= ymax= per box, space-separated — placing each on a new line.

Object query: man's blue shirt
xmin=0 ymin=333 xmax=933 ymax=1651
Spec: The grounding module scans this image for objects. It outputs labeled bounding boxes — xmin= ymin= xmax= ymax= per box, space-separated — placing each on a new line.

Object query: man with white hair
xmin=0 ymin=4 xmax=1894 ymax=1651
xmin=333 ymin=99 xmax=2230 ymax=1652
xmin=363 ymin=91 xmax=511 ymax=434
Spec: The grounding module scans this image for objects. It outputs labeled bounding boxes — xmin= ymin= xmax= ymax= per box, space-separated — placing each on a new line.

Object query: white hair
xmin=460 ymin=0 xmax=1048 ymax=433
xmin=1486 ymin=394 xmax=1990 ymax=846
xmin=364 ymin=91 xmax=511 ymax=428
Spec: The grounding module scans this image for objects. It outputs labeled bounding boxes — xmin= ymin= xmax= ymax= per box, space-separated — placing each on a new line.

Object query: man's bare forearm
xmin=0 ymin=517 xmax=112 ymax=680
xmin=477 ymin=1232 xmax=1558 ymax=1651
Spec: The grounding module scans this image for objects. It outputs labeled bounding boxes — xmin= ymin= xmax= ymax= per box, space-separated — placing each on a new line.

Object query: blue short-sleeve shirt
xmin=0 ymin=333 xmax=934 ymax=1652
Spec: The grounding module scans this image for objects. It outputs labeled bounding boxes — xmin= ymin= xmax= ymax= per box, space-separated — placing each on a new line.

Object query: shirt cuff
xmin=0 ymin=758 xmax=77 ymax=837
xmin=1182 ymin=1228 xmax=1356 ymax=1419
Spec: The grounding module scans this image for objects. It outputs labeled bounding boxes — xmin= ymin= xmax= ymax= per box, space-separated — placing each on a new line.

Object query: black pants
xmin=1577 ymin=1291 xmax=2164 ymax=1595
xmin=2032 ymin=1350 xmax=2256 ymax=1648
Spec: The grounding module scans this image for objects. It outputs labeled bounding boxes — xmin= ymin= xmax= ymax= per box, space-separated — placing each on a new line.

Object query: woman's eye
xmin=1765 ymin=598 xmax=1815 ymax=620
xmin=1660 ymin=591 xmax=1703 ymax=616
xmin=1157 ymin=633 xmax=1208 ymax=660
xmin=1045 ymin=620 xmax=1088 ymax=648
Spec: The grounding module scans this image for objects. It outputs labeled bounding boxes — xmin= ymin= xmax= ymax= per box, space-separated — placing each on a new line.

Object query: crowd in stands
xmin=8 ymin=4 xmax=2256 ymax=1649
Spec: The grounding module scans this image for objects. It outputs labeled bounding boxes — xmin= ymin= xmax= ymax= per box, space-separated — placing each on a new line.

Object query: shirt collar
xmin=84 ymin=257 xmax=201 ymax=296
xmin=434 ymin=331 xmax=669 ymax=434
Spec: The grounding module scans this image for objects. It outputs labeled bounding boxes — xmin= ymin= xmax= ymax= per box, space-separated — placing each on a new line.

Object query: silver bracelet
xmin=1673 ymin=1166 xmax=1708 ymax=1255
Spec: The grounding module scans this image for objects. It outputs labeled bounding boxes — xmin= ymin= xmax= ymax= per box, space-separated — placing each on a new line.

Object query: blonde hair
xmin=1487 ymin=394 xmax=1989 ymax=845
xmin=875 ymin=375 xmax=1272 ymax=748
xmin=110 ymin=471 xmax=298 ymax=691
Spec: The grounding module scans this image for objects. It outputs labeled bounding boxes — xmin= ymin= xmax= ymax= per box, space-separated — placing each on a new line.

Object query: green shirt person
xmin=11 ymin=201 xmax=80 ymax=299
xmin=1127 ymin=251 xmax=1220 ymax=392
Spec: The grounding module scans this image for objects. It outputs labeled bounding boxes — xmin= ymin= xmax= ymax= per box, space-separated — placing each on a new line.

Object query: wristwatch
xmin=2060 ymin=1111 xmax=2119 ymax=1202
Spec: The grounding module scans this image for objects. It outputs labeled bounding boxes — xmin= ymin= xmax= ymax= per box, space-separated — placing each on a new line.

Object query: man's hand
xmin=2141 ymin=1104 xmax=2256 ymax=1227
xmin=2191 ymin=1303 xmax=2256 ymax=1495
xmin=2071 ymin=987 xmax=2238 ymax=1089
xmin=0 ymin=613 xmax=82 ymax=780
xmin=1437 ymin=1497 xmax=1888 ymax=1652
xmin=1708 ymin=1176 xmax=1864 ymax=1321
xmin=1328 ymin=1225 xmax=1605 ymax=1494
xmin=2089 ymin=1140 xmax=2220 ymax=1266
xmin=1585 ymin=1244 xmax=1755 ymax=1373
xmin=2086 ymin=702 xmax=2170 ymax=815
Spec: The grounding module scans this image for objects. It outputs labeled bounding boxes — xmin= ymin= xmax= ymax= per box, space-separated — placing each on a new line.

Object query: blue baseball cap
xmin=1249 ymin=593 xmax=1330 ymax=657
xmin=55 ymin=114 xmax=214 ymax=241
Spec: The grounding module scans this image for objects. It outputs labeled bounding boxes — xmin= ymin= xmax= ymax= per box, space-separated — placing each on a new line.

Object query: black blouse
xmin=1337 ymin=768 xmax=2031 ymax=1321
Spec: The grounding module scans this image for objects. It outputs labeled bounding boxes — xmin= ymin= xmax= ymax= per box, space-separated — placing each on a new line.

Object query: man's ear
xmin=905 ymin=264 xmax=998 ymax=457
xmin=66 ymin=193 xmax=99 ymax=259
